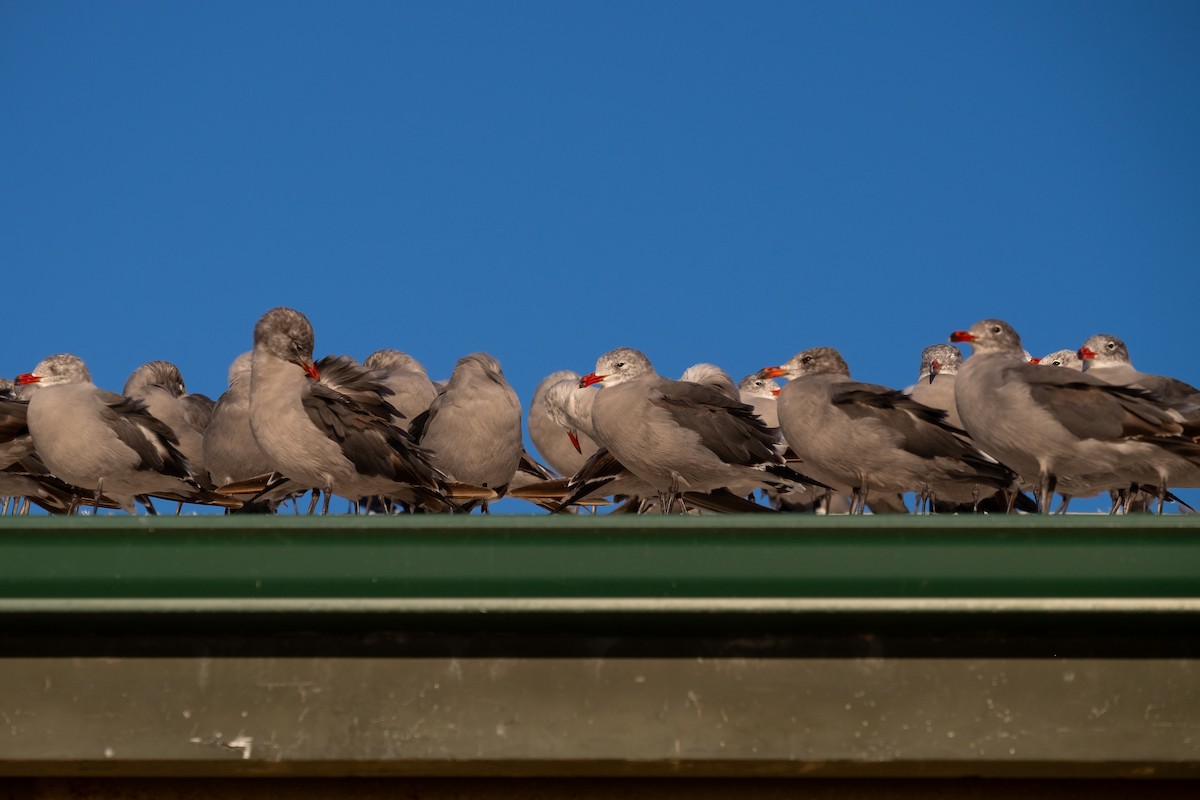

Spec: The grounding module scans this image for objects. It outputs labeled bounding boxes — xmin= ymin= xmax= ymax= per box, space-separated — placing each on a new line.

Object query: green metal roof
xmin=2 ymin=514 xmax=1198 ymax=611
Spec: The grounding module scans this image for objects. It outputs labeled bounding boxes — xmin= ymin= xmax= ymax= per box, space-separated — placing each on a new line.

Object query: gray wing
xmin=96 ymin=393 xmax=193 ymax=479
xmin=650 ymin=381 xmax=781 ymax=466
xmin=832 ymin=383 xmax=961 ymax=432
xmin=1023 ymin=370 xmax=1183 ymax=439
xmin=832 ymin=384 xmax=1013 ymax=487
xmin=315 ymin=355 xmax=403 ymax=420
xmin=0 ymin=398 xmax=28 ymax=443
xmin=181 ymin=393 xmax=215 ymax=432
xmin=300 ymin=379 xmax=441 ymax=490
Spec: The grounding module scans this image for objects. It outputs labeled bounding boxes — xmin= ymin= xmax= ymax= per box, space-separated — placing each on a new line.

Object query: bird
xmin=124 ymin=360 xmax=215 ymax=486
xmin=362 ymin=349 xmax=438 ymax=433
xmin=903 ymin=343 xmax=965 ymax=430
xmin=528 ymin=370 xmax=601 ymax=477
xmin=1038 ymin=349 xmax=1084 ymax=370
xmin=950 ymin=319 xmax=1200 ymax=512
xmin=578 ymin=347 xmax=823 ymax=511
xmin=204 ymin=353 xmax=275 ymax=488
xmin=16 ymin=354 xmax=234 ymax=514
xmin=248 ymin=307 xmax=449 ymax=513
xmin=761 ymin=347 xmax=1014 ymax=514
xmin=737 ymin=373 xmax=781 ymax=429
xmin=1078 ymin=333 xmax=1200 ymax=412
xmin=679 ymin=363 xmax=740 ymax=401
xmin=411 ymin=352 xmax=524 ymax=510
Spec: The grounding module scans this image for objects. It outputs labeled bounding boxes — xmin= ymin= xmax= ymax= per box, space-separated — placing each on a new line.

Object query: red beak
xmin=15 ymin=373 xmax=41 ymax=385
xmin=579 ymin=373 xmax=604 ymax=388
xmin=949 ymin=330 xmax=974 ymax=343
xmin=304 ymin=362 xmax=320 ymax=380
xmin=1078 ymin=347 xmax=1096 ymax=360
xmin=770 ymin=388 xmax=780 ymax=396
xmin=760 ymin=366 xmax=786 ymax=379
xmin=567 ymin=430 xmax=582 ymax=453
xmin=1028 ymin=357 xmax=1041 ymax=364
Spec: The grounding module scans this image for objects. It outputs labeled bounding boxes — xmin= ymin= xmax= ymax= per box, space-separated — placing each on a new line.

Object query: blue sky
xmin=4 ymin=1 xmax=1199 ymax=512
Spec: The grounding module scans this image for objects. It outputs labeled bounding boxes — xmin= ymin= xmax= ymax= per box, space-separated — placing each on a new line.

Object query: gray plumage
xmin=765 ymin=346 xmax=1012 ymax=513
xmin=204 ymin=352 xmax=276 ymax=487
xmin=414 ymin=352 xmax=523 ymax=501
xmin=248 ymin=307 xmax=447 ymax=510
xmin=1038 ymin=349 xmax=1083 ymax=370
xmin=19 ymin=353 xmax=213 ymax=513
xmin=1079 ymin=333 xmax=1200 ymax=408
xmin=363 ymin=349 xmax=438 ymax=432
xmin=904 ymin=343 xmax=964 ymax=430
xmin=0 ymin=396 xmax=33 ymax=470
xmin=679 ymin=363 xmax=739 ymax=401
xmin=581 ymin=347 xmax=816 ymax=501
xmin=951 ymin=319 xmax=1200 ymax=510
xmin=737 ymin=373 xmax=781 ymax=429
xmin=529 ymin=370 xmax=600 ymax=477
xmin=123 ymin=360 xmax=214 ymax=486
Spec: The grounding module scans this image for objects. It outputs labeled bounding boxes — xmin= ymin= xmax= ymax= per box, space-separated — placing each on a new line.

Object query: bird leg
xmin=1104 ymin=484 xmax=1123 ymax=515
xmin=1037 ymin=474 xmax=1057 ymax=514
xmin=321 ymin=482 xmax=334 ymax=515
xmin=137 ymin=495 xmax=158 ymax=515
xmin=306 ymin=490 xmax=320 ymax=515
xmin=93 ymin=478 xmax=104 ymax=516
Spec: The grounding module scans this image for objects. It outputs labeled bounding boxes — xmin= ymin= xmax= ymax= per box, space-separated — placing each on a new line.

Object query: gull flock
xmin=2 ymin=308 xmax=1198 ymax=516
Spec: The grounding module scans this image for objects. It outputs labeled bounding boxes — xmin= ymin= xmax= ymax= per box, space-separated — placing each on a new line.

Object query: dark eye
xmin=801 ymin=356 xmax=813 ymax=364
xmin=614 ymin=361 xmax=625 ymax=369
xmin=1106 ymin=342 xmax=1116 ymax=350
xmin=991 ymin=325 xmax=1001 ymax=334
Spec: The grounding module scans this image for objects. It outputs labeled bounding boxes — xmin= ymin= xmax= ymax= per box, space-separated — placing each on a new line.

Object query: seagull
xmin=362 ymin=349 xmax=438 ymax=433
xmin=16 ymin=354 xmax=234 ymax=514
xmin=248 ymin=307 xmax=449 ymax=513
xmin=411 ymin=352 xmax=523 ymax=510
xmin=951 ymin=319 xmax=1200 ymax=512
xmin=762 ymin=347 xmax=1013 ymax=514
xmin=124 ymin=360 xmax=215 ymax=486
xmin=1078 ymin=333 xmax=1200 ymax=411
xmin=578 ymin=347 xmax=824 ymax=510
xmin=679 ymin=363 xmax=740 ymax=401
xmin=1038 ymin=349 xmax=1084 ymax=371
xmin=528 ymin=370 xmax=600 ymax=477
xmin=737 ymin=373 xmax=781 ymax=429
xmin=903 ymin=343 xmax=965 ymax=430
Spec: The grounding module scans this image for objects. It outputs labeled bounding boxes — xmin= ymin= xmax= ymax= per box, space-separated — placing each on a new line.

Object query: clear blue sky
xmin=4 ymin=1 xmax=1199 ymax=512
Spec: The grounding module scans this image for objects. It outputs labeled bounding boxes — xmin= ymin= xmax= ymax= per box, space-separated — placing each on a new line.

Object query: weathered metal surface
xmin=1 ymin=656 xmax=1197 ymax=777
